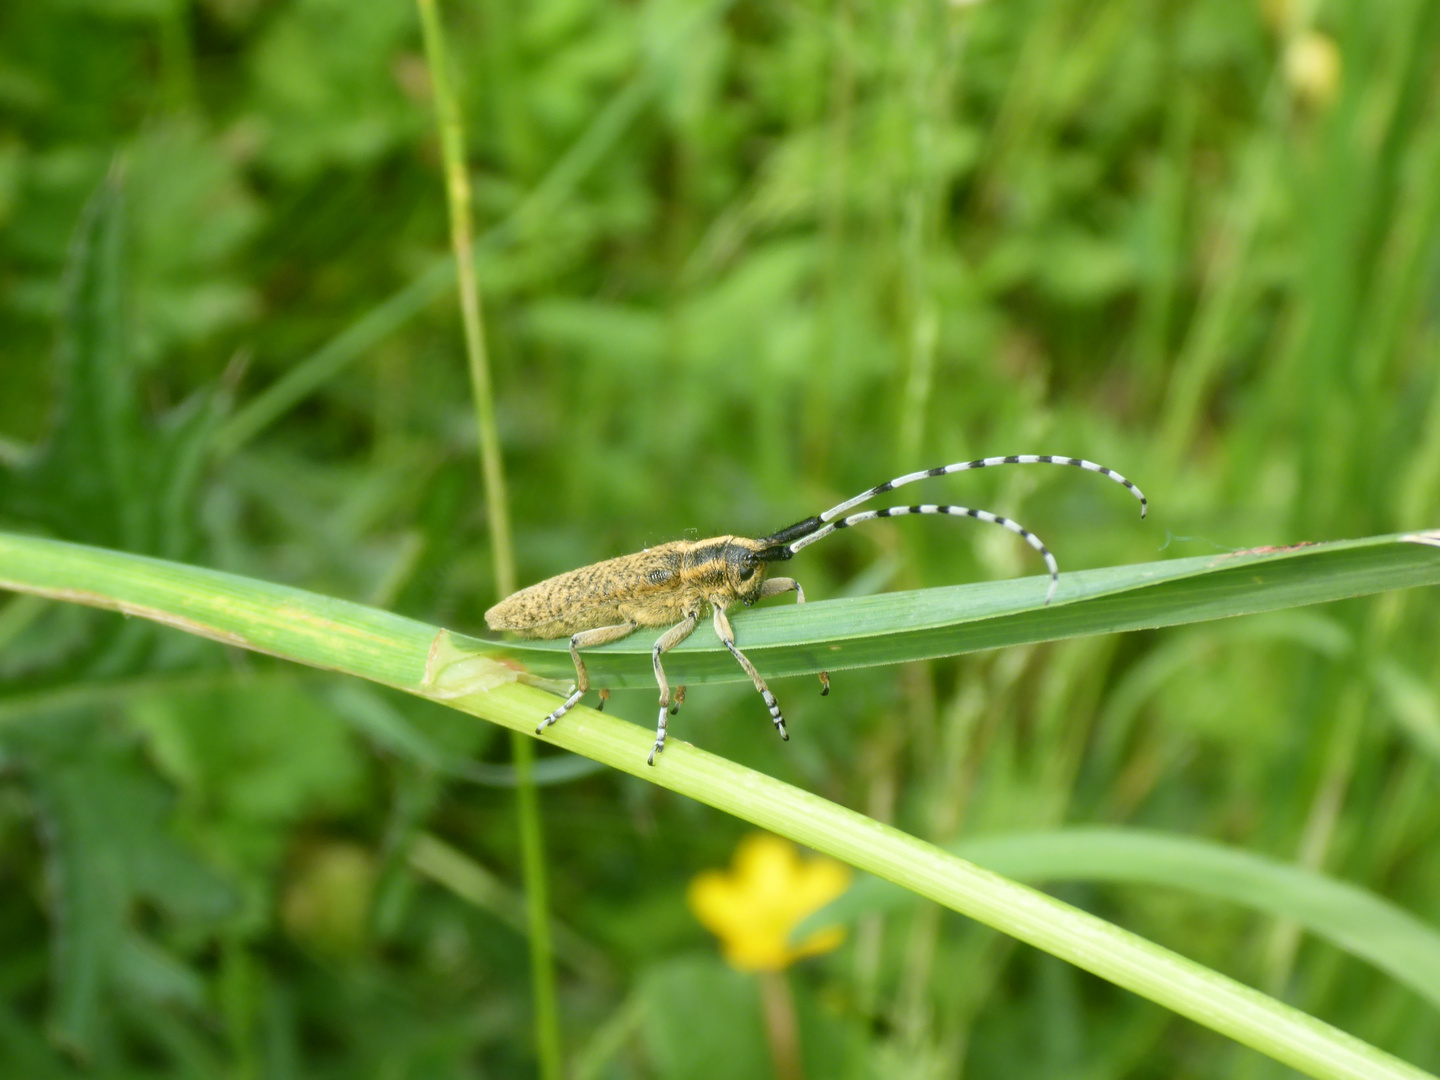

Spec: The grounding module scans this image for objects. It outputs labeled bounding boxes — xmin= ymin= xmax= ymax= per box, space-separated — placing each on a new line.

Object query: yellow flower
xmin=688 ymin=834 xmax=852 ymax=972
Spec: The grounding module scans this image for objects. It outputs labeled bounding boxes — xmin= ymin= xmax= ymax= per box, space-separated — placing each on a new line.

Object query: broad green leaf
xmin=124 ymin=119 xmax=262 ymax=359
xmin=0 ymin=171 xmax=226 ymax=563
xmin=249 ymin=0 xmax=422 ymax=178
xmin=1 ymin=175 xmax=141 ymax=549
xmin=8 ymin=712 xmax=233 ymax=1054
xmin=127 ymin=681 xmax=368 ymax=834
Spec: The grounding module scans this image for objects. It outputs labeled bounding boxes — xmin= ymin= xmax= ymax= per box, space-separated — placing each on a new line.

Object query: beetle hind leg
xmin=537 ymin=621 xmax=635 ymax=734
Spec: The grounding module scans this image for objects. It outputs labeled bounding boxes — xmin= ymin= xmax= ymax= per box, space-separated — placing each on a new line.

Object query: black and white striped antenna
xmin=751 ymin=455 xmax=1147 ymax=605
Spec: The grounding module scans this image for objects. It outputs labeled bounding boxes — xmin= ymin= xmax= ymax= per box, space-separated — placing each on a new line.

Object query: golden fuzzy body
xmin=484 ymin=535 xmax=773 ymax=638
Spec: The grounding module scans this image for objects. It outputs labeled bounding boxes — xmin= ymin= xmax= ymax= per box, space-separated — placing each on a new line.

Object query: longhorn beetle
xmin=486 ymin=456 xmax=1147 ymax=765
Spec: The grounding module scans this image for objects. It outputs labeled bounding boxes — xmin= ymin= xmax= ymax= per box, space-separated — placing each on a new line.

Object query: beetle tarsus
xmin=538 ymin=687 xmax=584 ymax=733
xmin=647 ymin=703 xmax=669 ymax=765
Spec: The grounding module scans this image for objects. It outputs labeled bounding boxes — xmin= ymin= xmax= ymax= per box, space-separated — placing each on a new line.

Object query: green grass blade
xmin=2 ymin=531 xmax=1438 ymax=1080
xmin=484 ymin=531 xmax=1440 ymax=687
xmin=798 ymin=826 xmax=1440 ymax=1012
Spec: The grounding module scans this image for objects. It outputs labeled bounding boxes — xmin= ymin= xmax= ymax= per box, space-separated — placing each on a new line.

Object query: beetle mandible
xmin=486 ymin=455 xmax=1147 ymax=764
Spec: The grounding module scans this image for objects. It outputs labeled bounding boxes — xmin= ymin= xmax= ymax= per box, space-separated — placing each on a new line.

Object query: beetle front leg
xmin=538 ymin=620 xmax=635 ymax=733
xmin=713 ymin=606 xmax=788 ymax=742
xmin=758 ymin=576 xmax=829 ymax=696
xmin=648 ymin=612 xmax=698 ymax=765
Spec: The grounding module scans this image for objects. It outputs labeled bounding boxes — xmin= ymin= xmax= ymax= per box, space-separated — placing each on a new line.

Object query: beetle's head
xmin=725 ymin=536 xmax=790 ymax=606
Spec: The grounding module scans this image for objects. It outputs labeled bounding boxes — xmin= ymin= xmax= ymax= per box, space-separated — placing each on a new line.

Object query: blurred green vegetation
xmin=2 ymin=0 xmax=1439 ymax=1077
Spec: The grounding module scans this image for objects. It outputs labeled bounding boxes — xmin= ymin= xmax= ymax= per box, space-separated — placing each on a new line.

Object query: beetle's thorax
xmin=675 ymin=535 xmax=770 ymax=609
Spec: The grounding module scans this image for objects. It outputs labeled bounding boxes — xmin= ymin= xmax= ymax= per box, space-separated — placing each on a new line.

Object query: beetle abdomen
xmin=485 ymin=543 xmax=690 ymax=637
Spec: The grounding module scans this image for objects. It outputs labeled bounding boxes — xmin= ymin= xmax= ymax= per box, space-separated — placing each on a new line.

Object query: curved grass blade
xmin=798 ymin=826 xmax=1440 ymax=1013
xmin=1 ymin=531 xmax=1437 ymax=1080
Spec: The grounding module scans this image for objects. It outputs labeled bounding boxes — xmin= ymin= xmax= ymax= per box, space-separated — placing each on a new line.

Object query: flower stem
xmin=758 ymin=970 xmax=804 ymax=1080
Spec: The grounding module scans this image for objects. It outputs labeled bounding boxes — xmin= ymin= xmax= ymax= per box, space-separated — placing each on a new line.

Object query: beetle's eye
xmin=738 ymin=565 xmax=755 ymax=582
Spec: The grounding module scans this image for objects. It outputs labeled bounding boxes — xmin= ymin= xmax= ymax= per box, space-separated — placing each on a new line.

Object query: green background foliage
xmin=2 ymin=0 xmax=1439 ymax=1076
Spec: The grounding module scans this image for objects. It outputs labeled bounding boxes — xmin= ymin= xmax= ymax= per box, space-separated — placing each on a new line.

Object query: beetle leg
xmin=648 ymin=612 xmax=699 ymax=765
xmin=758 ymin=576 xmax=829 ymax=696
xmin=538 ymin=621 xmax=635 ymax=733
xmin=670 ymin=685 xmax=686 ymax=715
xmin=713 ymin=606 xmax=788 ymax=742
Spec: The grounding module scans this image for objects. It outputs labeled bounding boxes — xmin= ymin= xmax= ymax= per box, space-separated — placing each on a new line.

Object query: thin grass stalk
xmin=414 ymin=0 xmax=514 ymax=595
xmin=413 ymin=3 xmax=560 ymax=1077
